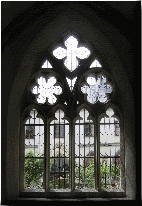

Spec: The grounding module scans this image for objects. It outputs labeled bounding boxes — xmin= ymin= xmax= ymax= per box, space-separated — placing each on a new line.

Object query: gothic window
xmin=20 ymin=33 xmax=125 ymax=197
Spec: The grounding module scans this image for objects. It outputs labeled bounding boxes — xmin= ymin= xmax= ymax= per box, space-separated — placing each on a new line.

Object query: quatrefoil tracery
xmin=53 ymin=35 xmax=91 ymax=72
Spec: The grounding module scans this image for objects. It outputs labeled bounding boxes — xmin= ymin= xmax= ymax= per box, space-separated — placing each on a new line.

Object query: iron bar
xmin=59 ymin=109 xmax=61 ymax=188
xmin=84 ymin=109 xmax=85 ymax=187
xmin=79 ymin=118 xmax=80 ymax=188
xmin=34 ymin=110 xmax=36 ymax=156
xmin=39 ymin=125 xmax=40 ymax=156
xmin=100 ymin=123 xmax=119 ymax=125
xmin=25 ymin=124 xmax=44 ymax=126
xmin=25 ymin=157 xmax=44 ymax=159
xmin=64 ymin=119 xmax=65 ymax=188
xmin=75 ymin=123 xmax=94 ymax=125
xmin=105 ymin=161 xmax=106 ymax=188
xmin=54 ymin=120 xmax=55 ymax=188
xmin=44 ymin=118 xmax=47 ymax=191
xmin=110 ymin=147 xmax=111 ymax=187
xmin=99 ymin=156 xmax=120 ymax=158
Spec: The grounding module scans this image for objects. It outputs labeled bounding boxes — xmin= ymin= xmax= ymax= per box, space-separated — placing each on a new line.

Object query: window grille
xmin=75 ymin=109 xmax=95 ymax=191
xmin=99 ymin=108 xmax=121 ymax=191
xmin=25 ymin=109 xmax=45 ymax=190
xmin=50 ymin=109 xmax=70 ymax=190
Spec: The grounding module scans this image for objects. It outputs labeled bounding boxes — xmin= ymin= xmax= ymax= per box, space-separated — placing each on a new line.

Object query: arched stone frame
xmin=97 ymin=103 xmax=125 ymax=193
xmin=19 ymin=104 xmax=45 ymax=192
xmin=5 ymin=9 xmax=135 ymax=199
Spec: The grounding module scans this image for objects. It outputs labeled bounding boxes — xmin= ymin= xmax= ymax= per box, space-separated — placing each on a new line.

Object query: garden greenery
xmin=25 ymin=151 xmax=120 ymax=189
xmin=25 ymin=151 xmax=44 ymax=189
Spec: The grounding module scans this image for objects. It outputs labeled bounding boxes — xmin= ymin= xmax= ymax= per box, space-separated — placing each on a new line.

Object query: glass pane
xmin=100 ymin=123 xmax=120 ymax=144
xmin=54 ymin=109 xmax=68 ymax=124
xmin=41 ymin=59 xmax=53 ymax=68
xmin=100 ymin=145 xmax=120 ymax=157
xmin=25 ymin=126 xmax=44 ymax=157
xmin=90 ymin=59 xmax=102 ymax=68
xmin=53 ymin=35 xmax=90 ymax=72
xmin=75 ymin=125 xmax=79 ymax=157
xmin=77 ymin=109 xmax=93 ymax=124
xmin=100 ymin=124 xmax=116 ymax=144
xmin=100 ymin=158 xmax=120 ymax=190
xmin=50 ymin=125 xmax=69 ymax=158
xmin=25 ymin=109 xmax=44 ymax=124
xmin=49 ymin=108 xmax=70 ymax=190
xmin=25 ymin=159 xmax=44 ymax=189
xmin=81 ymin=76 xmax=112 ymax=104
xmin=50 ymin=158 xmax=70 ymax=189
xmin=75 ymin=109 xmax=95 ymax=191
xmin=31 ymin=76 xmax=62 ymax=104
xmin=66 ymin=77 xmax=77 ymax=92
xmin=75 ymin=158 xmax=95 ymax=191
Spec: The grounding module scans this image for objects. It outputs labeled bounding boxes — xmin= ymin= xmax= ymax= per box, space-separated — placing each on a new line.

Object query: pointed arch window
xmin=49 ymin=109 xmax=70 ymax=190
xmin=20 ymin=33 xmax=125 ymax=198
xmin=75 ymin=108 xmax=96 ymax=191
xmin=99 ymin=108 xmax=121 ymax=191
xmin=24 ymin=109 xmax=45 ymax=190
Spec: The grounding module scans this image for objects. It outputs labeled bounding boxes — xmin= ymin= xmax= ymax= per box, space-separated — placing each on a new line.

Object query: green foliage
xmin=75 ymin=159 xmax=120 ymax=189
xmin=25 ymin=151 xmax=120 ymax=190
xmin=100 ymin=161 xmax=120 ymax=189
xmin=84 ymin=159 xmax=95 ymax=188
xmin=75 ymin=159 xmax=94 ymax=188
xmin=25 ymin=150 xmax=44 ymax=189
